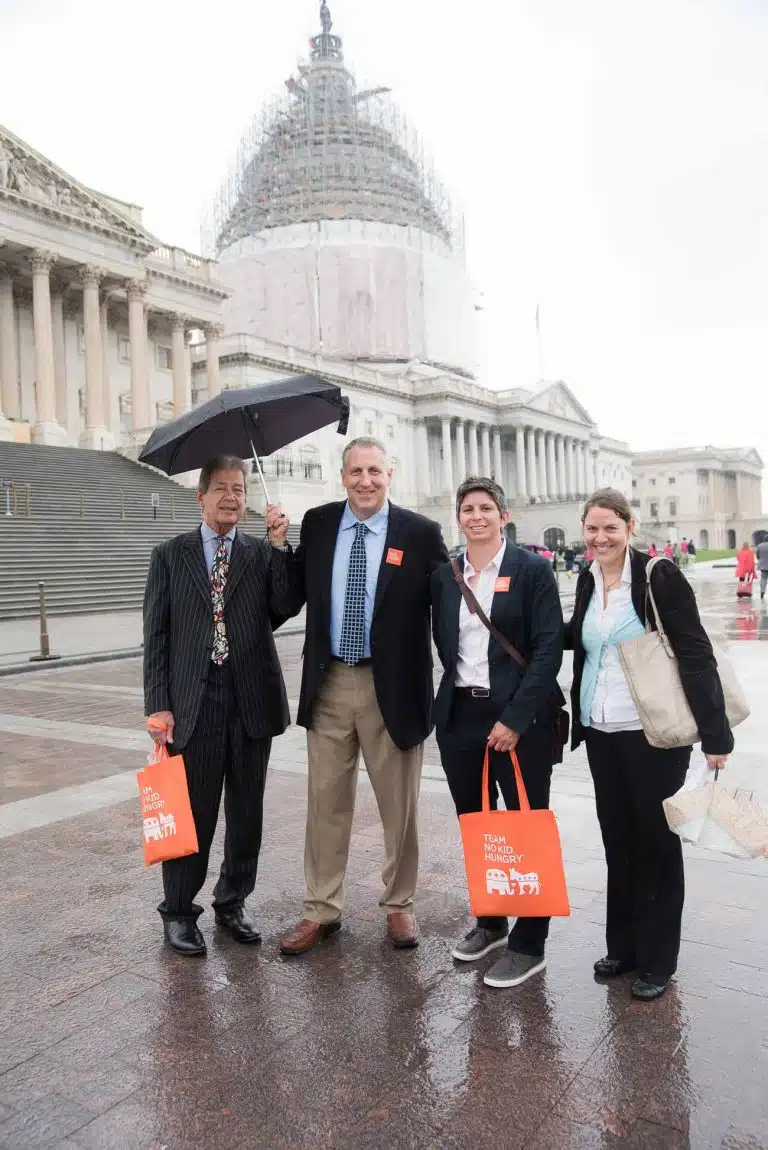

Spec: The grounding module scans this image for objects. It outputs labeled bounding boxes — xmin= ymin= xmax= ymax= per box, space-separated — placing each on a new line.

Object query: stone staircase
xmin=0 ymin=443 xmax=300 ymax=618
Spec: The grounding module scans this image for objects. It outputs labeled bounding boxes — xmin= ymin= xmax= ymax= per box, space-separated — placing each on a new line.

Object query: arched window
xmin=699 ymin=529 xmax=709 ymax=549
xmin=544 ymin=527 xmax=565 ymax=551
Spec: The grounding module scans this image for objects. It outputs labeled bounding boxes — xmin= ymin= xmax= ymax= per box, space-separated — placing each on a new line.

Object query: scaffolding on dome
xmin=203 ymin=6 xmax=461 ymax=257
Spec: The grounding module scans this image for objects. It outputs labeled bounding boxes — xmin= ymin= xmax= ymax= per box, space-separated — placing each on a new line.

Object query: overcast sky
xmin=1 ymin=0 xmax=766 ymax=497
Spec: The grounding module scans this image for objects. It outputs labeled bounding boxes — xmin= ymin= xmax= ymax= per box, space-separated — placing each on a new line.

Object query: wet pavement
xmin=0 ymin=567 xmax=765 ymax=1148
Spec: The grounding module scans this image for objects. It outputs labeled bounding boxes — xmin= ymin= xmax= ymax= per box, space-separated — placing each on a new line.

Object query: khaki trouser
xmin=303 ymin=661 xmax=423 ymax=924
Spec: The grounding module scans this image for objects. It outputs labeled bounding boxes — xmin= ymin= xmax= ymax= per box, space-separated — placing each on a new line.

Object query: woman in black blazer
xmin=431 ymin=476 xmax=564 ymax=990
xmin=566 ymin=489 xmax=733 ymax=1001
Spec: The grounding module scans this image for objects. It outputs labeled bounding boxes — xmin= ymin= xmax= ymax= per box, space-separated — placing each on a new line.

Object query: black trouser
xmin=437 ymin=693 xmax=553 ymax=957
xmin=159 ymin=663 xmax=272 ymax=921
xmin=584 ymin=728 xmax=690 ymax=981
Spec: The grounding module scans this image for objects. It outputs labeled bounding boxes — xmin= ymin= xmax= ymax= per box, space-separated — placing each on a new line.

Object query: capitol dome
xmin=208 ymin=3 xmax=477 ymax=376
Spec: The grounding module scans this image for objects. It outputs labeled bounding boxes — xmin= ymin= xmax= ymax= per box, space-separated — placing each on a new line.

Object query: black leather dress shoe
xmin=594 ymin=956 xmax=636 ymax=977
xmin=215 ymin=905 xmax=262 ymax=944
xmin=632 ymin=976 xmax=670 ymax=1001
xmin=164 ymin=919 xmax=206 ymax=956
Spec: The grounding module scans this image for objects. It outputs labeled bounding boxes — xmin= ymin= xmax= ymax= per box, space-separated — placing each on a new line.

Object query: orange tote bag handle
xmin=481 ymin=749 xmax=530 ymax=814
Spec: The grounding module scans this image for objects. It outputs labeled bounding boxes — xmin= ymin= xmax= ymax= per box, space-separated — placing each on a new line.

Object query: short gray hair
xmin=341 ymin=436 xmax=387 ymax=471
xmin=455 ymin=475 xmax=507 ymax=519
xmin=197 ymin=456 xmax=249 ymax=495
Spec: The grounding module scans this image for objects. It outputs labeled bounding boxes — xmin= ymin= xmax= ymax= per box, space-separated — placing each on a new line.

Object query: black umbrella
xmin=138 ymin=375 xmax=349 ymax=501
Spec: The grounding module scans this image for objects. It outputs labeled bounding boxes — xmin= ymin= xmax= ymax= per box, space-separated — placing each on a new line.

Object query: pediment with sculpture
xmin=0 ymin=125 xmax=155 ymax=250
xmin=526 ymin=381 xmax=595 ymax=427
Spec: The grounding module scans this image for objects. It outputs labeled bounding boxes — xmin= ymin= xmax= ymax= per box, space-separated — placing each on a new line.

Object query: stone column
xmin=592 ymin=449 xmax=600 ymax=491
xmin=480 ymin=424 xmax=492 ymax=476
xmin=127 ymin=280 xmax=151 ymax=435
xmin=100 ymin=298 xmax=119 ymax=438
xmin=171 ymin=315 xmax=192 ymax=417
xmin=467 ymin=420 xmax=479 ymax=474
xmin=546 ymin=432 xmax=558 ymax=501
xmin=455 ymin=419 xmax=467 ymax=483
xmin=30 ymin=251 xmax=67 ymax=444
xmin=80 ymin=266 xmax=112 ymax=448
xmin=50 ymin=289 xmax=67 ymax=429
xmin=515 ymin=425 xmax=527 ymax=501
xmin=205 ymin=323 xmax=223 ymax=399
xmin=441 ymin=416 xmax=453 ymax=494
xmin=556 ymin=435 xmax=566 ymax=500
xmin=0 ymin=272 xmax=20 ymax=426
xmin=416 ymin=419 xmax=429 ymax=498
xmin=526 ymin=427 xmax=538 ymax=501
xmin=566 ymin=438 xmax=576 ymax=498
xmin=533 ymin=427 xmax=544 ymax=499
xmin=492 ymin=427 xmax=503 ymax=482
xmin=579 ymin=441 xmax=589 ymax=497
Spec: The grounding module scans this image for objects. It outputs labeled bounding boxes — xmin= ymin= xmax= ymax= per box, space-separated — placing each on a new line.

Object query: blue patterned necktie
xmin=339 ymin=521 xmax=368 ymax=664
xmin=210 ymin=536 xmax=229 ymax=664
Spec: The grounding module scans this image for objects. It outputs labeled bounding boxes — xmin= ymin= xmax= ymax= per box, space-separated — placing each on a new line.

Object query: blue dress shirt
xmin=330 ymin=501 xmax=390 ymax=658
xmin=200 ymin=523 xmax=236 ymax=577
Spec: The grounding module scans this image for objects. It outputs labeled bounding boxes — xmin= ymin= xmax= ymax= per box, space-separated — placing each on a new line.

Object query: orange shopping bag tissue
xmin=136 ymin=740 xmax=199 ymax=866
xmin=460 ymin=750 xmax=570 ymax=919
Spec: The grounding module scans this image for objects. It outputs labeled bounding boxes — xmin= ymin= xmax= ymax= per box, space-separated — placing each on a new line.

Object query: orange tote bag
xmin=460 ymin=750 xmax=570 ymax=918
xmin=136 ymin=744 xmax=199 ymax=866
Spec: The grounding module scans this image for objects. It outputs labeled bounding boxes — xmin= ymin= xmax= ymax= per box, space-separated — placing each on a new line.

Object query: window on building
xmin=650 ymin=501 xmax=659 ymax=519
xmin=669 ymin=500 xmax=677 ymax=517
xmin=156 ymin=345 xmax=172 ymax=371
xmin=386 ymin=424 xmax=394 ymax=439
xmin=632 ymin=479 xmax=637 ymax=489
xmin=668 ymin=476 xmax=676 ymax=485
xmin=118 ymin=336 xmax=131 ymax=363
xmin=649 ymin=478 xmax=656 ymax=487
xmin=364 ymin=420 xmax=373 ymax=435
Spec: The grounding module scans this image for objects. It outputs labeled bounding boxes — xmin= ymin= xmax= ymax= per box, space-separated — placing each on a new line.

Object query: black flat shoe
xmin=164 ymin=919 xmax=206 ymax=956
xmin=632 ymin=976 xmax=670 ymax=1001
xmin=594 ymin=956 xmax=635 ymax=976
xmin=215 ymin=905 xmax=262 ymax=944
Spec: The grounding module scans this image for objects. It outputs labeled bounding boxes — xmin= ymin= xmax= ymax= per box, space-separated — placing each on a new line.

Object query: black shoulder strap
xmin=450 ymin=558 xmax=527 ymax=669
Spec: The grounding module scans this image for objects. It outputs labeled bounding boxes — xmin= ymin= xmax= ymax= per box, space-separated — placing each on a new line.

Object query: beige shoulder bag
xmin=617 ymin=556 xmax=749 ymax=749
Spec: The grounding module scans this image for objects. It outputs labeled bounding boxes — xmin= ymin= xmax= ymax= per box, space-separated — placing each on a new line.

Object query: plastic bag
xmin=663 ymin=765 xmax=768 ymax=860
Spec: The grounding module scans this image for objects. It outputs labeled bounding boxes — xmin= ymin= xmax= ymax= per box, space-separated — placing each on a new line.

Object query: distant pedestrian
xmin=736 ymin=542 xmax=756 ymax=597
xmin=687 ymin=539 xmax=697 ymax=559
xmin=663 ymin=540 xmax=674 ymax=559
xmin=757 ymin=538 xmax=768 ymax=600
xmin=143 ymin=456 xmax=301 ymax=956
xmin=564 ymin=547 xmax=575 ymax=576
xmin=647 ymin=543 xmax=657 ymax=558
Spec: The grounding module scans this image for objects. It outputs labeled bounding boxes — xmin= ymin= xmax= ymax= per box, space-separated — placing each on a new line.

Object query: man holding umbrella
xmin=144 ymin=455 xmax=300 ymax=956
xmin=279 ymin=437 xmax=448 ymax=955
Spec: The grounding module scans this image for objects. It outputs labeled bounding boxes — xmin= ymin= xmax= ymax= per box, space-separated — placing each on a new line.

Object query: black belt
xmin=331 ymin=655 xmax=373 ymax=667
xmin=455 ymin=686 xmax=491 ymax=698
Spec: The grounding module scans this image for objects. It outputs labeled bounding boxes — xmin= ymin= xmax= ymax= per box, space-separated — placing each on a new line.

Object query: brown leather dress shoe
xmin=279 ymin=918 xmax=341 ymax=955
xmin=387 ymin=911 xmax=420 ymax=949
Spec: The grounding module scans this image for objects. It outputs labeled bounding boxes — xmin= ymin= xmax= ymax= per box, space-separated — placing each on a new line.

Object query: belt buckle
xmin=471 ymin=687 xmax=490 ymax=698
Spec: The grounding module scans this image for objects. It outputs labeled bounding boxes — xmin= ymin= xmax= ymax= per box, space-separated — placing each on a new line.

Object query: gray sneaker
xmin=451 ymin=925 xmax=508 ymax=962
xmin=483 ymin=950 xmax=546 ymax=988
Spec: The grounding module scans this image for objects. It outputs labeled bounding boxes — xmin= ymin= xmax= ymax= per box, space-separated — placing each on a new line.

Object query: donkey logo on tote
xmin=483 ymin=833 xmax=542 ymax=897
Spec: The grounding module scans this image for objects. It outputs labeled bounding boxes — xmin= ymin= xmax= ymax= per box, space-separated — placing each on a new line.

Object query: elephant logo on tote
xmin=485 ymin=866 xmax=541 ymax=896
xmin=143 ymin=816 xmax=163 ymax=843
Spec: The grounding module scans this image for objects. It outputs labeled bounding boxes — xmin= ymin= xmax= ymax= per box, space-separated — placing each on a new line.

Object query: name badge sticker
xmin=386 ymin=548 xmax=404 ymax=567
xmin=494 ymin=576 xmax=511 ymax=593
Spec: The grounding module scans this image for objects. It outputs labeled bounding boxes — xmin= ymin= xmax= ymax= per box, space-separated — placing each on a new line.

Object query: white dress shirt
xmin=455 ymin=540 xmax=507 ymax=689
xmin=588 ymin=548 xmax=643 ymax=732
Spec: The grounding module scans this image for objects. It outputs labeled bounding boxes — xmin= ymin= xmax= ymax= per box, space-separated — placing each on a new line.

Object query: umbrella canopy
xmin=138 ymin=376 xmax=349 ymax=476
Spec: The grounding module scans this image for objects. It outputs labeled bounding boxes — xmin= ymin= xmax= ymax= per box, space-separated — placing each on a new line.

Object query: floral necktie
xmin=210 ymin=536 xmax=229 ymax=664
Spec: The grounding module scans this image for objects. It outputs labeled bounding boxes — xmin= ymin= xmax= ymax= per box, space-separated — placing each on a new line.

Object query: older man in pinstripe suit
xmin=143 ymin=455 xmax=301 ymax=956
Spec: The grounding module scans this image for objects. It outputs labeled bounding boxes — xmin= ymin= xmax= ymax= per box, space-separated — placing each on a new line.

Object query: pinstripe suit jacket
xmin=143 ymin=528 xmax=302 ymax=750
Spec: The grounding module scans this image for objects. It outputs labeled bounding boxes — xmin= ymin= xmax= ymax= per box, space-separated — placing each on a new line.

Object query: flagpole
xmin=535 ymin=303 xmax=545 ymax=382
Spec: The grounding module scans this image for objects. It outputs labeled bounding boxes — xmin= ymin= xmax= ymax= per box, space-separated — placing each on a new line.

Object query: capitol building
xmin=5 ymin=2 xmax=742 ymax=549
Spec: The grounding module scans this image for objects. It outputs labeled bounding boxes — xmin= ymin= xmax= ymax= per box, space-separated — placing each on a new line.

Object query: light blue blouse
xmin=580 ymin=579 xmax=645 ymax=729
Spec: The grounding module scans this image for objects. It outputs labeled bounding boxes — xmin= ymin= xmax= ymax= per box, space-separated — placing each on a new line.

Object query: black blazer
xmin=291 ymin=501 xmax=448 ymax=751
xmin=565 ymin=548 xmax=733 ymax=755
xmin=431 ymin=544 xmax=565 ymax=737
xmin=143 ymin=529 xmax=303 ymax=750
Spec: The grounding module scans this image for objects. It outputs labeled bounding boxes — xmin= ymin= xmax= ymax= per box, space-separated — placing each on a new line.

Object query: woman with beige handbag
xmin=565 ymin=489 xmax=734 ymax=1002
